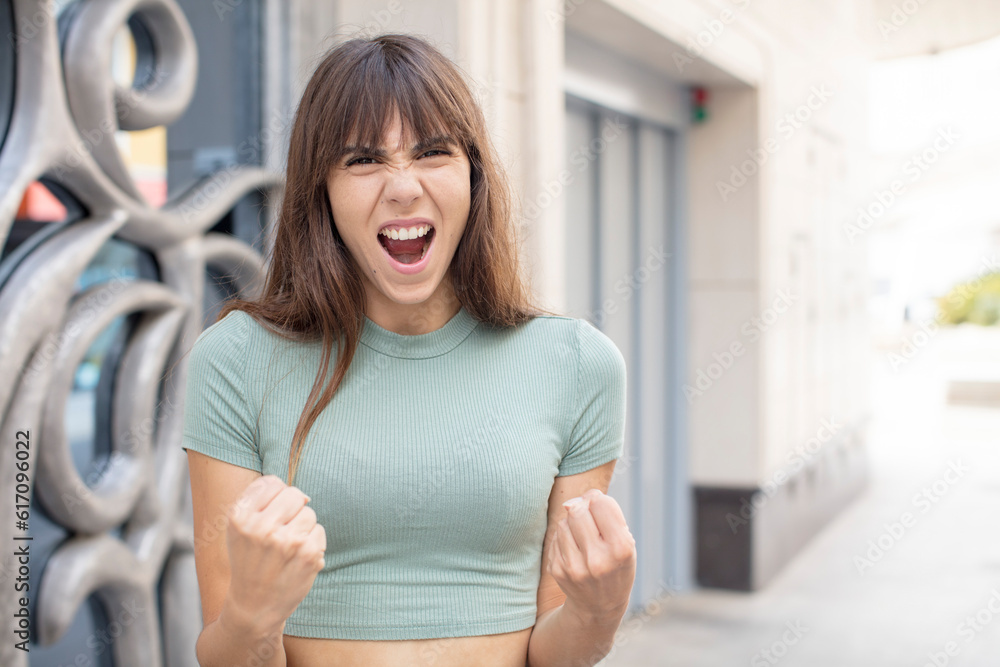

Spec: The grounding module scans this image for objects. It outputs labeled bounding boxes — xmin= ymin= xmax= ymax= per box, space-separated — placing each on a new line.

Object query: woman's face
xmin=326 ymin=113 xmax=471 ymax=311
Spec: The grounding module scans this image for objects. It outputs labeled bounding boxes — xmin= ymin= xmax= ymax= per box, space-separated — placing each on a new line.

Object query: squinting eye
xmin=421 ymin=149 xmax=451 ymax=158
xmin=346 ymin=156 xmax=377 ymax=166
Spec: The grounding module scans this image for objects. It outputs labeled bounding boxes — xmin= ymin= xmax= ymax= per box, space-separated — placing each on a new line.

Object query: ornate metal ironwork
xmin=0 ymin=1 xmax=279 ymax=664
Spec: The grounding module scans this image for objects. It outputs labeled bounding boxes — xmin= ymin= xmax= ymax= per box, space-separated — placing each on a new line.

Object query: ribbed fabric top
xmin=180 ymin=306 xmax=626 ymax=640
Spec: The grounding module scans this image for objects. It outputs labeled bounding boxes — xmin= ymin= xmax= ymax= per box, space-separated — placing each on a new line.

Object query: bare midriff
xmin=283 ymin=626 xmax=533 ymax=667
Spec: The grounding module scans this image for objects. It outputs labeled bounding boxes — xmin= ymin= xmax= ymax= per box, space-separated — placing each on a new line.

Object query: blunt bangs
xmin=327 ymin=39 xmax=471 ymax=165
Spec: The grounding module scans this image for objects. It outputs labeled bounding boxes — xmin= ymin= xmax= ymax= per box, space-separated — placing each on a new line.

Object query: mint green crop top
xmin=180 ymin=306 xmax=626 ymax=640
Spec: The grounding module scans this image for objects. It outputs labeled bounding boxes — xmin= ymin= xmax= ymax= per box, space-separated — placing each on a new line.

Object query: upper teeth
xmin=380 ymin=225 xmax=431 ymax=241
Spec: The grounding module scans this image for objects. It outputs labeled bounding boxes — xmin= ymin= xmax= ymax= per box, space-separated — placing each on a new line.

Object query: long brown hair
xmin=216 ymin=33 xmax=542 ymax=485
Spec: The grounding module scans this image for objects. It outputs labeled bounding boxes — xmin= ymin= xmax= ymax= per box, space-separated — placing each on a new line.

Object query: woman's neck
xmin=363 ymin=280 xmax=463 ymax=335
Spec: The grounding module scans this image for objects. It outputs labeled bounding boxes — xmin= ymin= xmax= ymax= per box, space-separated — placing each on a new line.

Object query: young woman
xmin=181 ymin=33 xmax=636 ymax=667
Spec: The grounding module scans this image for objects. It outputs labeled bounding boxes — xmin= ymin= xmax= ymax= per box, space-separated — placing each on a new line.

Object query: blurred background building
xmin=1 ymin=0 xmax=998 ymax=665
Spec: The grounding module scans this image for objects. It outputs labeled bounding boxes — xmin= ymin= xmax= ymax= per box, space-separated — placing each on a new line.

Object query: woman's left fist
xmin=547 ymin=488 xmax=637 ymax=622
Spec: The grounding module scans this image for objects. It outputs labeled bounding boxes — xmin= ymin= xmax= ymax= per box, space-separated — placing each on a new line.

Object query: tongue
xmin=382 ymin=236 xmax=425 ymax=264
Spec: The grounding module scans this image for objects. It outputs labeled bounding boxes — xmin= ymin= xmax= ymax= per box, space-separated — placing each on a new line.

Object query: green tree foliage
xmin=938 ymin=272 xmax=1000 ymax=326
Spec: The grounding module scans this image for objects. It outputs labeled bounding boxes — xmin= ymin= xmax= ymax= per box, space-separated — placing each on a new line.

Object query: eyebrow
xmin=343 ymin=134 xmax=458 ymax=158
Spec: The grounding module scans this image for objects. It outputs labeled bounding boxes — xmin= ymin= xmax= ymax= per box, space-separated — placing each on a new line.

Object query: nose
xmin=382 ymin=162 xmax=423 ymax=208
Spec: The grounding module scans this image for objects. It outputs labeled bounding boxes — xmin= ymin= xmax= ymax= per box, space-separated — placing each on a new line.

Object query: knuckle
xmin=300 ymin=544 xmax=324 ymax=566
xmin=236 ymin=515 xmax=257 ymax=534
xmin=241 ymin=477 xmax=279 ymax=506
xmin=260 ymin=528 xmax=279 ymax=547
xmin=250 ymin=475 xmax=282 ymax=497
xmin=612 ymin=541 xmax=636 ymax=562
xmin=228 ymin=497 xmax=251 ymax=518
xmin=609 ymin=546 xmax=628 ymax=562
xmin=282 ymin=537 xmax=305 ymax=558
xmin=229 ymin=514 xmax=254 ymax=536
xmin=598 ymin=560 xmax=619 ymax=577
xmin=566 ymin=564 xmax=587 ymax=582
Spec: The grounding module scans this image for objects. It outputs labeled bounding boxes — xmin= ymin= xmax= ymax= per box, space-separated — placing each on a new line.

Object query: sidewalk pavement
xmin=599 ymin=325 xmax=1000 ymax=666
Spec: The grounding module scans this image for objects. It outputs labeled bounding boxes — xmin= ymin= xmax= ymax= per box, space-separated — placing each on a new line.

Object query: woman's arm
xmin=188 ymin=451 xmax=325 ymax=666
xmin=188 ymin=450 xmax=288 ymax=666
xmin=196 ymin=599 xmax=288 ymax=667
xmin=526 ymin=460 xmax=636 ymax=667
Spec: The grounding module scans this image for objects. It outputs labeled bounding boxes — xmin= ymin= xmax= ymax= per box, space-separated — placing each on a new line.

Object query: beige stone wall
xmin=558 ymin=0 xmax=871 ymax=487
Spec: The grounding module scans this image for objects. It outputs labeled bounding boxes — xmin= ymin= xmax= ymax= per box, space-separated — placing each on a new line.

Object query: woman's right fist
xmin=223 ymin=474 xmax=326 ymax=628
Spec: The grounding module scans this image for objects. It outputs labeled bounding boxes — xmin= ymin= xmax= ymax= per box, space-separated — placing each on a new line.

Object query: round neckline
xmin=359 ymin=306 xmax=479 ymax=359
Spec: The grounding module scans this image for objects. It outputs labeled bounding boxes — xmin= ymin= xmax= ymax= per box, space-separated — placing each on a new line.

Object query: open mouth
xmin=377 ymin=223 xmax=435 ymax=266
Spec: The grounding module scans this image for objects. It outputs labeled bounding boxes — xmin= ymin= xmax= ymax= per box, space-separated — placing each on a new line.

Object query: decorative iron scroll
xmin=0 ymin=1 xmax=280 ymax=664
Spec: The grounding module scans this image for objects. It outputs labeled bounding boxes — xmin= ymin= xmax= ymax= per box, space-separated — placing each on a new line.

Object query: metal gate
xmin=0 ymin=1 xmax=276 ymax=664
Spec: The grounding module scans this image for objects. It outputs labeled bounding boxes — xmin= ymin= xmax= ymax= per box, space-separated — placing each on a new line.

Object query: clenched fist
xmin=547 ymin=488 xmax=636 ymax=622
xmin=223 ymin=474 xmax=326 ymax=629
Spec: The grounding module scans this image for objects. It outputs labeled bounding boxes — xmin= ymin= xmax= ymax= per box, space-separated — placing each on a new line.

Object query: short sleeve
xmin=558 ymin=319 xmax=627 ymax=477
xmin=180 ymin=310 xmax=262 ymax=473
